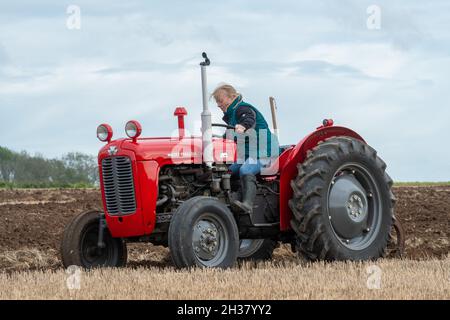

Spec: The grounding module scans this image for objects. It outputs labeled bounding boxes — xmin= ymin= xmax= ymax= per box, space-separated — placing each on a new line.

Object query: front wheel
xmin=168 ymin=197 xmax=239 ymax=268
xmin=60 ymin=211 xmax=127 ymax=269
xmin=289 ymin=136 xmax=395 ymax=261
xmin=238 ymin=239 xmax=278 ymax=261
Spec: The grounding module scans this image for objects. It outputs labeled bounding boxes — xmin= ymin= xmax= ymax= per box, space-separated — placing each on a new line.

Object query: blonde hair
xmin=211 ymin=84 xmax=241 ymax=101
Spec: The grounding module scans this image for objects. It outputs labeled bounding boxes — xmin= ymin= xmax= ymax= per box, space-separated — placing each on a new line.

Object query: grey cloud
xmin=1 ymin=0 xmax=449 ymax=181
xmin=94 ymin=59 xmax=371 ymax=80
xmin=94 ymin=57 xmax=197 ymax=75
xmin=0 ymin=43 xmax=11 ymax=77
xmin=286 ymin=60 xmax=373 ymax=79
xmin=218 ymin=60 xmax=374 ymax=80
xmin=0 ymin=44 xmax=9 ymax=63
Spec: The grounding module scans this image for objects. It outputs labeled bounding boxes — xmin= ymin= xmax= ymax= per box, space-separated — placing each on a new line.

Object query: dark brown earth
xmin=0 ymin=186 xmax=448 ymax=271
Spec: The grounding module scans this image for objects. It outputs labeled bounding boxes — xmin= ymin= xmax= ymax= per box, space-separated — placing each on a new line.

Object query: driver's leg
xmin=229 ymin=163 xmax=242 ymax=177
xmin=239 ymin=158 xmax=261 ymax=176
xmin=231 ymin=158 xmax=261 ymax=213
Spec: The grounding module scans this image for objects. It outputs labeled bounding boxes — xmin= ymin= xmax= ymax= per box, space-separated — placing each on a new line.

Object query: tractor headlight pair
xmin=96 ymin=120 xmax=142 ymax=142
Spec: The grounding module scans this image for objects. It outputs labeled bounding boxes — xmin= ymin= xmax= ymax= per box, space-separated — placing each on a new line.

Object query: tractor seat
xmin=279 ymin=144 xmax=293 ymax=154
xmin=259 ymin=144 xmax=295 ymax=176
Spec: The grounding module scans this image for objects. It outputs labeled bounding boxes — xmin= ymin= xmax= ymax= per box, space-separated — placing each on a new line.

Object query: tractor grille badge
xmin=108 ymin=146 xmax=118 ymax=156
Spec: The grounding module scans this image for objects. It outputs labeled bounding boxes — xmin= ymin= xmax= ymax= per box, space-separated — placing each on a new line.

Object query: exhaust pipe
xmin=269 ymin=96 xmax=279 ymax=137
xmin=200 ymin=52 xmax=214 ymax=168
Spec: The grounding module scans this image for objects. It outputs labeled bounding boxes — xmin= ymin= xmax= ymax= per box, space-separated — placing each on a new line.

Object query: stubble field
xmin=0 ymin=186 xmax=448 ymax=299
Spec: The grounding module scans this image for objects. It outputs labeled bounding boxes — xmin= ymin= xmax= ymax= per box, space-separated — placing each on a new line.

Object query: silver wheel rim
xmin=238 ymin=239 xmax=265 ymax=258
xmin=327 ymin=163 xmax=382 ymax=251
xmin=192 ymin=213 xmax=229 ymax=267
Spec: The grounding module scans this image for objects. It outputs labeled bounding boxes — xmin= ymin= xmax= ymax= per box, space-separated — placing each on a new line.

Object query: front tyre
xmin=289 ymin=136 xmax=395 ymax=261
xmin=60 ymin=211 xmax=127 ymax=269
xmin=168 ymin=197 xmax=239 ymax=268
xmin=238 ymin=239 xmax=278 ymax=261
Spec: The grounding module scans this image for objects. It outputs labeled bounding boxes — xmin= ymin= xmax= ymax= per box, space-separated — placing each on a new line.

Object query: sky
xmin=0 ymin=0 xmax=449 ymax=181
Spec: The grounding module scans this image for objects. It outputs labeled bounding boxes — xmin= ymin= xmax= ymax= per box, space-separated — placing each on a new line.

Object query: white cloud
xmin=0 ymin=0 xmax=449 ymax=181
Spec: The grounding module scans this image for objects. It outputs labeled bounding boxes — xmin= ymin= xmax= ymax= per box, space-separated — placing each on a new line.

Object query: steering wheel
xmin=212 ymin=123 xmax=234 ymax=130
xmin=212 ymin=123 xmax=235 ymax=138
xmin=211 ymin=123 xmax=234 ymax=138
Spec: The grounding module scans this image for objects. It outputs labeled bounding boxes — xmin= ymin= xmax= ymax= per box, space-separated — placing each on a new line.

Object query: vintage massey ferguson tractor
xmin=61 ymin=53 xmax=404 ymax=269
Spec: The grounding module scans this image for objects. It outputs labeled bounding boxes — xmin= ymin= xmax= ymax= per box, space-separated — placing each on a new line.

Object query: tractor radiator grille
xmin=101 ymin=156 xmax=136 ymax=215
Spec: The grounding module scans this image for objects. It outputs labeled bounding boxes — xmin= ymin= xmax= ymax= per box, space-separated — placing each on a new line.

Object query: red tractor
xmin=61 ymin=53 xmax=401 ymax=269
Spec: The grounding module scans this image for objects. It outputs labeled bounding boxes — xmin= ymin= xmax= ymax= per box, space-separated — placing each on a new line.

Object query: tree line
xmin=0 ymin=146 xmax=98 ymax=188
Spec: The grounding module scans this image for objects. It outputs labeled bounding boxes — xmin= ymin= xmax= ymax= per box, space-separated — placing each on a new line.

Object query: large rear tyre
xmin=168 ymin=197 xmax=239 ymax=268
xmin=60 ymin=211 xmax=127 ymax=269
xmin=238 ymin=239 xmax=278 ymax=261
xmin=289 ymin=136 xmax=395 ymax=261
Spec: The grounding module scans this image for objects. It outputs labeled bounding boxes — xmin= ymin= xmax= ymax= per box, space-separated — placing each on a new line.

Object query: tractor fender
xmin=278 ymin=126 xmax=365 ymax=231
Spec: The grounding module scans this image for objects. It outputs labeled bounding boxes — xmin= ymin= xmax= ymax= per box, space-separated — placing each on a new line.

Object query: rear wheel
xmin=168 ymin=197 xmax=239 ymax=268
xmin=60 ymin=211 xmax=127 ymax=269
xmin=238 ymin=239 xmax=278 ymax=261
xmin=289 ymin=136 xmax=395 ymax=261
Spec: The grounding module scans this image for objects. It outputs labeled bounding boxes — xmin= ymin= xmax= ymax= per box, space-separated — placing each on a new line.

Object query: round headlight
xmin=125 ymin=120 xmax=142 ymax=139
xmin=97 ymin=124 xmax=113 ymax=142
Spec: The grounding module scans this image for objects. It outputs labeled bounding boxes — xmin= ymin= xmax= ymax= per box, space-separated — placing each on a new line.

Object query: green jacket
xmin=223 ymin=95 xmax=278 ymax=160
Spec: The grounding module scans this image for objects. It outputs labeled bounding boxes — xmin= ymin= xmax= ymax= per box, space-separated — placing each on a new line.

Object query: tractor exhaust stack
xmin=200 ymin=52 xmax=214 ymax=168
xmin=269 ymin=96 xmax=279 ymax=137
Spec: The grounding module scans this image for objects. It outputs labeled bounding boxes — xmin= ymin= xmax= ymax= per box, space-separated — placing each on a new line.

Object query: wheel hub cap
xmin=193 ymin=220 xmax=220 ymax=260
xmin=329 ymin=174 xmax=368 ymax=239
xmin=347 ymin=194 xmax=364 ymax=219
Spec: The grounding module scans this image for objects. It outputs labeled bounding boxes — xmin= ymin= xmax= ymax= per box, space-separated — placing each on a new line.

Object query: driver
xmin=212 ymin=84 xmax=278 ymax=214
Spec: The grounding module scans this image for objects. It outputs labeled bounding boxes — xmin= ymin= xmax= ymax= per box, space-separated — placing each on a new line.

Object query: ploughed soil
xmin=0 ymin=186 xmax=448 ymax=271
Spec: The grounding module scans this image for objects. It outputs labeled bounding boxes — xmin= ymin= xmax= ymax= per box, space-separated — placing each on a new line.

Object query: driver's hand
xmin=235 ymin=124 xmax=246 ymax=134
